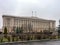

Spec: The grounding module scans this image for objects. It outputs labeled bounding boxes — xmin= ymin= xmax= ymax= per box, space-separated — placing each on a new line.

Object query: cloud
xmin=0 ymin=0 xmax=60 ymax=28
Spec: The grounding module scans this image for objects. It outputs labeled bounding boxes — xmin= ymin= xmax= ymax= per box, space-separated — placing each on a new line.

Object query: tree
xmin=43 ymin=30 xmax=53 ymax=39
xmin=16 ymin=27 xmax=19 ymax=34
xmin=4 ymin=27 xmax=8 ymax=38
xmin=58 ymin=26 xmax=60 ymax=33
xmin=20 ymin=27 xmax=23 ymax=34
xmin=15 ymin=27 xmax=23 ymax=41
xmin=4 ymin=27 xmax=7 ymax=34
xmin=16 ymin=27 xmax=23 ymax=34
xmin=58 ymin=25 xmax=60 ymax=38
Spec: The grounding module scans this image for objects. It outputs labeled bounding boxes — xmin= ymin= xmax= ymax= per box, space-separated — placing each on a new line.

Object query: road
xmin=0 ymin=40 xmax=60 ymax=45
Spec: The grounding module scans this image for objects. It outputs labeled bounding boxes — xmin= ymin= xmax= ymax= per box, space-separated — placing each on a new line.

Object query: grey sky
xmin=0 ymin=0 xmax=60 ymax=28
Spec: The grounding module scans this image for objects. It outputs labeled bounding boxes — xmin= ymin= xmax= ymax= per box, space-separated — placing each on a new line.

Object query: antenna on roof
xmin=32 ymin=11 xmax=33 ymax=17
xmin=35 ymin=11 xmax=37 ymax=17
xmin=32 ymin=11 xmax=37 ymax=17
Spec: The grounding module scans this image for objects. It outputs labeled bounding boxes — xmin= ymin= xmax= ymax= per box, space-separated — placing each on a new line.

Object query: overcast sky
xmin=0 ymin=0 xmax=60 ymax=28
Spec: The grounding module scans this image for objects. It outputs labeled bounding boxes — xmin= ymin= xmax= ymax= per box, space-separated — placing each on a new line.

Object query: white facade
xmin=2 ymin=15 xmax=56 ymax=33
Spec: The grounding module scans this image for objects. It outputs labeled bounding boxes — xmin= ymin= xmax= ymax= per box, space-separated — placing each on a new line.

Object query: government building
xmin=2 ymin=15 xmax=56 ymax=33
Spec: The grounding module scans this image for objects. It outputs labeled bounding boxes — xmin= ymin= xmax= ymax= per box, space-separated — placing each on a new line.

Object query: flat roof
xmin=2 ymin=15 xmax=56 ymax=22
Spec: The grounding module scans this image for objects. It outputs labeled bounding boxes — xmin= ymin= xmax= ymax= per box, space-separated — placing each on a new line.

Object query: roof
xmin=2 ymin=15 xmax=55 ymax=22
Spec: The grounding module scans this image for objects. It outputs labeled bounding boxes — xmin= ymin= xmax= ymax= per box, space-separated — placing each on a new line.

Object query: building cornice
xmin=2 ymin=15 xmax=55 ymax=22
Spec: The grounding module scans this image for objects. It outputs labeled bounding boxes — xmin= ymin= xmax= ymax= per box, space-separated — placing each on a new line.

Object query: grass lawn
xmin=3 ymin=37 xmax=8 ymax=42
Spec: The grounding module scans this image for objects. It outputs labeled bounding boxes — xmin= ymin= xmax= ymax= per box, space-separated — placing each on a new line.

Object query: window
xmin=6 ymin=18 xmax=10 ymax=26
